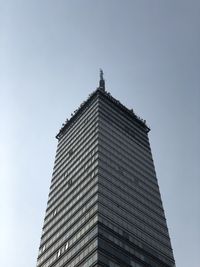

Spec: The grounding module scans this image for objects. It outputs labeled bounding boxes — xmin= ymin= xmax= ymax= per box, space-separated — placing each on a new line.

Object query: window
xmin=68 ymin=149 xmax=73 ymax=157
xmin=118 ymin=165 xmax=124 ymax=175
xmin=53 ymin=209 xmax=57 ymax=216
xmin=65 ymin=242 xmax=69 ymax=250
xmin=130 ymin=261 xmax=143 ymax=267
xmin=134 ymin=177 xmax=139 ymax=185
xmin=123 ymin=231 xmax=129 ymax=240
xmin=57 ymin=249 xmax=61 ymax=258
xmin=109 ymin=261 xmax=120 ymax=267
xmin=68 ymin=179 xmax=72 ymax=186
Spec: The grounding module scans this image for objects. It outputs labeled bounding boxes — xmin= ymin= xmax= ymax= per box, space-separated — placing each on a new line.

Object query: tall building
xmin=36 ymin=71 xmax=175 ymax=267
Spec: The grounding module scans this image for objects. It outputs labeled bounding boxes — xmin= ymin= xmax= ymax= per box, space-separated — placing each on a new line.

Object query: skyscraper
xmin=36 ymin=71 xmax=175 ymax=267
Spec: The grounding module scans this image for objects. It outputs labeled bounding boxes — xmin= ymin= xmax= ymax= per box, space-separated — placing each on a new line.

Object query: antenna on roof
xmin=99 ymin=68 xmax=105 ymax=90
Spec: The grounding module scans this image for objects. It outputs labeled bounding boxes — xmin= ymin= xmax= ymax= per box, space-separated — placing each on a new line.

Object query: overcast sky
xmin=0 ymin=1 xmax=200 ymax=266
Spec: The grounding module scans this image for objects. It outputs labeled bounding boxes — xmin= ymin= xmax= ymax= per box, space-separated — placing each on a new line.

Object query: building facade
xmin=36 ymin=74 xmax=175 ymax=267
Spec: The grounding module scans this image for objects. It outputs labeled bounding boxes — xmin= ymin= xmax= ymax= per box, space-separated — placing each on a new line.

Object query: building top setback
xmin=56 ymin=87 xmax=150 ymax=140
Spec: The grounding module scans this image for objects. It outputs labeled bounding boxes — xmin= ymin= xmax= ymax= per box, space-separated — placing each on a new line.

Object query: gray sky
xmin=0 ymin=1 xmax=199 ymax=266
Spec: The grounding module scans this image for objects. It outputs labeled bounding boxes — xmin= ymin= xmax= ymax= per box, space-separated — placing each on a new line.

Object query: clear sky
xmin=0 ymin=1 xmax=199 ymax=266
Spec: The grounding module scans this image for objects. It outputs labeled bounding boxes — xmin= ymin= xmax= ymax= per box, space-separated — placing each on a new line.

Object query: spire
xmin=99 ymin=68 xmax=105 ymax=90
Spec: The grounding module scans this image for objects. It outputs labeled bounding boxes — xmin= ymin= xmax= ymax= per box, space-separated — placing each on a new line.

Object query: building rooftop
xmin=56 ymin=73 xmax=150 ymax=139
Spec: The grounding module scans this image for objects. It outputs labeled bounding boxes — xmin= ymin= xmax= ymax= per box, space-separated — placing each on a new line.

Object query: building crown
xmin=56 ymin=71 xmax=150 ymax=139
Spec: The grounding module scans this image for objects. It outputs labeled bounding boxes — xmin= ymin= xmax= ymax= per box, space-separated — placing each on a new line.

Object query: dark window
xmin=68 ymin=149 xmax=73 ymax=157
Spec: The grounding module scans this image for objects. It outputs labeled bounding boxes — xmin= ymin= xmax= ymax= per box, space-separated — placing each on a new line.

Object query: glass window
xmin=68 ymin=149 xmax=73 ymax=157
xmin=57 ymin=249 xmax=61 ymax=258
